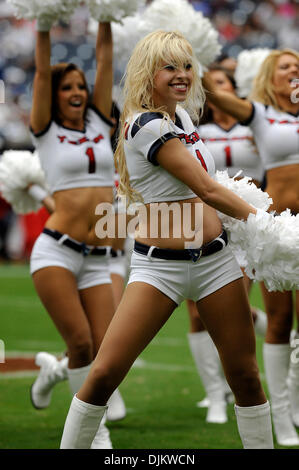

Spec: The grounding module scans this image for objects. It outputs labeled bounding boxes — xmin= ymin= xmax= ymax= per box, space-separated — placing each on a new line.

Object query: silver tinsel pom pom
xmin=0 ymin=150 xmax=48 ymax=214
xmin=235 ymin=48 xmax=271 ymax=98
xmin=87 ymin=0 xmax=144 ymax=22
xmin=215 ymin=171 xmax=299 ymax=291
xmin=7 ymin=0 xmax=80 ymax=24
xmin=89 ymin=0 xmax=221 ymax=72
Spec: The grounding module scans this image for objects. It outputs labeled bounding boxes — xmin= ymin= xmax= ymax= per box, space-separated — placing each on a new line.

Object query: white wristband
xmin=28 ymin=184 xmax=48 ymax=202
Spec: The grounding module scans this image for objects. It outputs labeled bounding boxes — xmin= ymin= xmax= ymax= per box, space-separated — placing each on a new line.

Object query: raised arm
xmin=202 ymin=71 xmax=253 ymax=123
xmin=30 ymin=31 xmax=52 ymax=134
xmin=157 ymin=138 xmax=256 ymax=221
xmin=92 ymin=22 xmax=113 ymax=120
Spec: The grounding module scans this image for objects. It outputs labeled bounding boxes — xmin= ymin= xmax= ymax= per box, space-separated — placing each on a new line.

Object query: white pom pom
xmin=242 ymin=210 xmax=299 ymax=292
xmin=111 ymin=15 xmax=143 ymax=71
xmin=7 ymin=0 xmax=80 ymax=25
xmin=235 ymin=48 xmax=271 ymax=98
xmin=140 ymin=0 xmax=221 ymax=67
xmin=108 ymin=0 xmax=221 ymax=73
xmin=0 ymin=150 xmax=48 ymax=214
xmin=214 ymin=171 xmax=299 ymax=291
xmin=87 ymin=0 xmax=144 ymax=23
xmin=214 ymin=170 xmax=272 ymax=216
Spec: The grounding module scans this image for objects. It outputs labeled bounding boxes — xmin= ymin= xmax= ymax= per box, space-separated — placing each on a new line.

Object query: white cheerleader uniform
xmin=241 ymin=102 xmax=299 ymax=171
xmin=197 ymin=122 xmax=264 ymax=182
xmin=30 ymin=105 xmax=115 ymax=288
xmin=125 ymin=106 xmax=242 ymax=305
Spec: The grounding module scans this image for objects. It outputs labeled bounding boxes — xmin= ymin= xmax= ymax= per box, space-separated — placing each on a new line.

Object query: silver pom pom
xmin=86 ymin=0 xmax=144 ymax=23
xmin=0 ymin=150 xmax=48 ymax=214
xmin=235 ymin=48 xmax=271 ymax=98
xmin=215 ymin=171 xmax=299 ymax=291
xmin=107 ymin=0 xmax=221 ymax=73
xmin=7 ymin=0 xmax=80 ymax=24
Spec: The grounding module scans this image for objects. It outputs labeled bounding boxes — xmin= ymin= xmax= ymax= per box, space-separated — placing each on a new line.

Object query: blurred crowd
xmin=0 ymin=0 xmax=298 ymax=261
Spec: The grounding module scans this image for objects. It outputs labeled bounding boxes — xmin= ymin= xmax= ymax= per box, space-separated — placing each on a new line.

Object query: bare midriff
xmin=135 ymin=196 xmax=223 ymax=250
xmin=265 ymin=164 xmax=299 ymax=214
xmin=45 ymin=186 xmax=114 ymax=246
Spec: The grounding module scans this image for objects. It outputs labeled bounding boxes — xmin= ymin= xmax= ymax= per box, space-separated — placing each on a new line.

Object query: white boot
xmin=235 ymin=401 xmax=274 ymax=448
xmin=288 ymin=331 xmax=299 ymax=427
xmin=263 ymin=343 xmax=299 ymax=446
xmin=67 ymin=364 xmax=112 ymax=449
xmin=188 ymin=331 xmax=227 ymax=423
xmin=60 ymin=395 xmax=107 ymax=449
xmin=30 ymin=352 xmax=68 ymax=409
xmin=107 ymin=388 xmax=126 ymax=422
xmin=253 ymin=308 xmax=267 ymax=337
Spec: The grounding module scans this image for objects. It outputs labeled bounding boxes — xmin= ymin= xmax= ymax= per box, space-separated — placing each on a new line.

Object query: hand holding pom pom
xmin=7 ymin=0 xmax=81 ymax=29
xmin=86 ymin=0 xmax=144 ymax=23
xmin=214 ymin=171 xmax=299 ymax=291
xmin=0 ymin=150 xmax=49 ymax=214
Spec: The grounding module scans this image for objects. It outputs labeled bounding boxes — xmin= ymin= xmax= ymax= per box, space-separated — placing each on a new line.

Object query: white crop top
xmin=197 ymin=122 xmax=264 ymax=181
xmin=124 ymin=106 xmax=215 ymax=204
xmin=241 ymin=102 xmax=299 ymax=170
xmin=30 ymin=105 xmax=114 ymax=194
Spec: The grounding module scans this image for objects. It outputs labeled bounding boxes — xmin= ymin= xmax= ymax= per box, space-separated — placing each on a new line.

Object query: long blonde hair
xmin=250 ymin=48 xmax=299 ymax=111
xmin=115 ymin=30 xmax=205 ymax=205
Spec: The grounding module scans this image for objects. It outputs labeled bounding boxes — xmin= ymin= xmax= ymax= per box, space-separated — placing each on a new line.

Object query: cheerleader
xmin=202 ymin=49 xmax=299 ymax=446
xmin=60 ymin=30 xmax=273 ymax=449
xmin=187 ymin=65 xmax=267 ymax=424
xmin=28 ymin=19 xmax=118 ymax=448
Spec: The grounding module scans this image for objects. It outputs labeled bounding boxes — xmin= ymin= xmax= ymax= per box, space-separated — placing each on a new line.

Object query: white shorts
xmin=108 ymin=251 xmax=127 ymax=278
xmin=128 ymin=244 xmax=243 ymax=305
xmin=30 ymin=233 xmax=112 ymax=290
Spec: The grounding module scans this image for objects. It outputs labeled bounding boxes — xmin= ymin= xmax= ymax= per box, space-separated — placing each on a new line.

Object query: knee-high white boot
xmin=60 ymin=395 xmax=107 ymax=449
xmin=253 ymin=308 xmax=268 ymax=337
xmin=67 ymin=361 xmax=126 ymax=423
xmin=30 ymin=353 xmax=68 ymax=409
xmin=188 ymin=331 xmax=227 ymax=423
xmin=235 ymin=401 xmax=274 ymax=448
xmin=288 ymin=331 xmax=299 ymax=427
xmin=67 ymin=364 xmax=112 ymax=449
xmin=263 ymin=343 xmax=299 ymax=446
xmin=107 ymin=388 xmax=127 ymax=422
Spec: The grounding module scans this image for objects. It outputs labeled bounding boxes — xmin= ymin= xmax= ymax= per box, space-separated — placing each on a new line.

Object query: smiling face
xmin=153 ymin=62 xmax=193 ymax=118
xmin=56 ymin=69 xmax=88 ymax=128
xmin=272 ymin=53 xmax=299 ymax=100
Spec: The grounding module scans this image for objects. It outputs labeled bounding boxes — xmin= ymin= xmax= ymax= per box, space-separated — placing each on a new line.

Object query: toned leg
xmin=187 ymin=299 xmax=228 ymax=422
xmin=196 ymin=278 xmax=273 ymax=448
xmin=187 ymin=299 xmax=205 ymax=332
xmin=32 ymin=267 xmax=93 ymax=368
xmin=79 ymin=281 xmax=127 ymax=424
xmin=243 ymin=270 xmax=267 ymax=337
xmin=79 ymin=283 xmax=115 ymax=356
xmin=261 ymin=284 xmax=293 ymax=344
xmin=110 ymin=273 xmax=125 ymax=310
xmin=77 ymin=282 xmax=177 ymax=405
xmin=196 ymin=278 xmax=265 ymax=406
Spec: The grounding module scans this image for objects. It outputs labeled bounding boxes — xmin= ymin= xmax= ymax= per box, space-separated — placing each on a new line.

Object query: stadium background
xmin=0 ymin=0 xmax=298 ymax=450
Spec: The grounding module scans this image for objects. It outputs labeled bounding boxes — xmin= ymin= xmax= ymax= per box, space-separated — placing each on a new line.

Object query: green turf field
xmin=0 ymin=263 xmax=298 ymax=450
